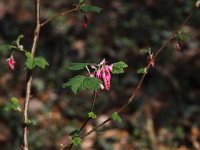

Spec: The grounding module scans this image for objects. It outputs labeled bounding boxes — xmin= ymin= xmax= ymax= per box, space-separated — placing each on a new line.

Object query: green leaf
xmin=175 ymin=31 xmax=188 ymax=42
xmin=63 ymin=75 xmax=85 ymax=94
xmin=137 ymin=67 xmax=147 ymax=74
xmin=88 ymin=112 xmax=97 ymax=119
xmin=3 ymin=97 xmax=21 ymax=112
xmin=67 ymin=63 xmax=94 ymax=70
xmin=62 ymin=75 xmax=101 ymax=94
xmin=80 ymin=77 xmax=102 ymax=91
xmin=111 ymin=112 xmax=122 ymax=123
xmin=0 ymin=44 xmax=12 ymax=51
xmin=25 ymin=52 xmax=35 ymax=69
xmin=111 ymin=61 xmax=128 ymax=74
xmin=80 ymin=4 xmax=103 ymax=13
xmin=79 ymin=0 xmax=86 ymax=4
xmin=34 ymin=57 xmax=49 ymax=69
xmin=27 ymin=119 xmax=36 ymax=126
xmin=71 ymin=137 xmax=81 ymax=145
xmin=25 ymin=52 xmax=49 ymax=70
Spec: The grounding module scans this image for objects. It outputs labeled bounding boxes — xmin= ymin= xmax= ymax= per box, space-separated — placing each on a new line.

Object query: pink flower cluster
xmin=93 ymin=59 xmax=112 ymax=91
xmin=7 ymin=55 xmax=16 ymax=71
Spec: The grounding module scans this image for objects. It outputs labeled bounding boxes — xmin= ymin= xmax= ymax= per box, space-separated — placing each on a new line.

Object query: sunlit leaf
xmin=137 ymin=67 xmax=147 ymax=74
xmin=3 ymin=97 xmax=21 ymax=112
xmin=71 ymin=137 xmax=81 ymax=145
xmin=111 ymin=61 xmax=128 ymax=74
xmin=88 ymin=112 xmax=97 ymax=119
xmin=111 ymin=112 xmax=122 ymax=123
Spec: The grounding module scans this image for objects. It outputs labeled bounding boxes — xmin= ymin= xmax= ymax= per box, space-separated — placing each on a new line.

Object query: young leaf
xmin=137 ymin=67 xmax=147 ymax=74
xmin=111 ymin=112 xmax=122 ymax=123
xmin=34 ymin=57 xmax=49 ymax=69
xmin=3 ymin=97 xmax=21 ymax=112
xmin=63 ymin=75 xmax=101 ymax=94
xmin=27 ymin=119 xmax=36 ymax=126
xmin=79 ymin=0 xmax=86 ymax=4
xmin=0 ymin=44 xmax=12 ymax=51
xmin=67 ymin=63 xmax=94 ymax=70
xmin=71 ymin=137 xmax=81 ymax=145
xmin=25 ymin=58 xmax=35 ymax=69
xmin=88 ymin=112 xmax=97 ymax=119
xmin=111 ymin=61 xmax=128 ymax=74
xmin=175 ymin=31 xmax=188 ymax=42
xmin=25 ymin=52 xmax=49 ymax=69
xmin=80 ymin=5 xmax=103 ymax=13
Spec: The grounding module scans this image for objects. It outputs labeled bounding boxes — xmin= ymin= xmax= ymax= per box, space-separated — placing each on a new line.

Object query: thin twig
xmin=23 ymin=0 xmax=41 ymax=150
xmin=40 ymin=6 xmax=79 ymax=27
xmin=80 ymin=6 xmax=195 ymax=140
xmin=60 ymin=92 xmax=98 ymax=150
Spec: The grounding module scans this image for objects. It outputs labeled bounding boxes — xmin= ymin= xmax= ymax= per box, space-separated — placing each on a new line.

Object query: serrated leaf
xmin=63 ymin=75 xmax=101 ymax=94
xmin=0 ymin=44 xmax=12 ymax=51
xmin=34 ymin=57 xmax=49 ymax=69
xmin=111 ymin=61 xmax=128 ymax=74
xmin=80 ymin=4 xmax=103 ymax=13
xmin=63 ymin=75 xmax=85 ymax=94
xmin=80 ymin=77 xmax=102 ymax=92
xmin=67 ymin=63 xmax=94 ymax=70
xmin=71 ymin=137 xmax=81 ymax=145
xmin=88 ymin=112 xmax=97 ymax=119
xmin=137 ymin=67 xmax=147 ymax=74
xmin=111 ymin=112 xmax=122 ymax=123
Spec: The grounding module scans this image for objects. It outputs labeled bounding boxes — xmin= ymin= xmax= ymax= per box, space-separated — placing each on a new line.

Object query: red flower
xmin=7 ymin=55 xmax=16 ymax=71
xmin=82 ymin=14 xmax=88 ymax=29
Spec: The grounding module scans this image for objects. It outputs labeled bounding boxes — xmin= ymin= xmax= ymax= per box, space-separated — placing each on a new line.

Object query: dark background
xmin=0 ymin=0 xmax=200 ymax=149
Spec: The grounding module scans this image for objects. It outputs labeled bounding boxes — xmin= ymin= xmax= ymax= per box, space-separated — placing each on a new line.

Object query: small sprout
xmin=3 ymin=97 xmax=21 ymax=112
xmin=88 ymin=112 xmax=97 ymax=119
xmin=71 ymin=137 xmax=81 ymax=145
xmin=111 ymin=112 xmax=122 ymax=123
xmin=137 ymin=67 xmax=147 ymax=74
xmin=27 ymin=119 xmax=36 ymax=126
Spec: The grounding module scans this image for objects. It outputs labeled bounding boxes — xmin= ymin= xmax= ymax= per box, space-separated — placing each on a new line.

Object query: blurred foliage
xmin=0 ymin=0 xmax=200 ymax=149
